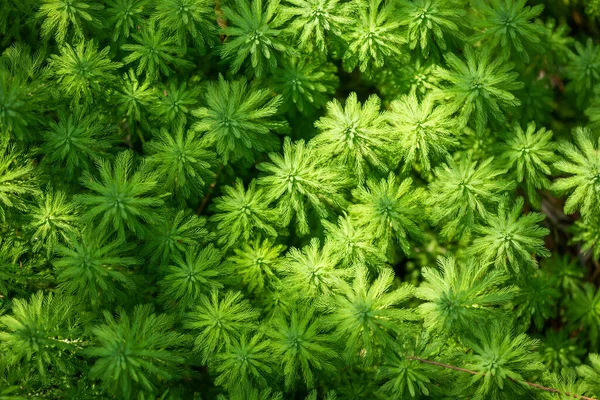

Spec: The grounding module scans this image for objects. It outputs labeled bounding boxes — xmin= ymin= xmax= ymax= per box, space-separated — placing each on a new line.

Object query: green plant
xmin=416 ymin=256 xmax=515 ymax=336
xmin=37 ymin=0 xmax=104 ymax=44
xmin=158 ymin=244 xmax=224 ymax=311
xmin=268 ymin=306 xmax=337 ymax=388
xmin=428 ymin=156 xmax=512 ymax=240
xmin=84 ymin=304 xmax=187 ymax=398
xmin=349 ymin=173 xmax=426 ymax=255
xmin=471 ymin=0 xmax=545 ymax=62
xmin=210 ymin=179 xmax=279 ymax=248
xmin=49 ymin=39 xmax=122 ymax=103
xmin=0 ymin=292 xmax=81 ymax=383
xmin=341 ymin=0 xmax=404 ymax=73
xmin=6 ymin=1 xmax=600 ymax=399
xmin=144 ymin=126 xmax=216 ymax=201
xmin=468 ymin=196 xmax=550 ymax=275
xmin=553 ymin=127 xmax=600 ymax=221
xmin=53 ymin=229 xmax=136 ymax=309
xmin=184 ymin=290 xmax=260 ymax=362
xmin=325 ymin=266 xmax=415 ymax=365
xmin=192 ymin=75 xmax=287 ymax=164
xmin=396 ymin=0 xmax=465 ymax=58
xmin=220 ymin=0 xmax=294 ymax=78
xmin=435 ymin=46 xmax=523 ymax=133
xmin=257 ymin=137 xmax=352 ymax=235
xmin=121 ymin=22 xmax=193 ymax=82
xmin=40 ymin=108 xmax=114 ymax=180
xmin=313 ymin=92 xmax=392 ymax=181
xmin=75 ymin=150 xmax=164 ymax=240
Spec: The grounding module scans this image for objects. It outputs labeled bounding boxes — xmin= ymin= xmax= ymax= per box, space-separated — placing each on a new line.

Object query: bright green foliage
xmin=40 ymin=109 xmax=114 ymax=180
xmin=586 ymin=0 xmax=600 ymax=18
xmin=0 ymin=292 xmax=80 ymax=383
xmin=152 ymin=80 xmax=200 ymax=129
xmin=460 ymin=323 xmax=543 ymax=399
xmin=121 ymin=22 xmax=193 ymax=82
xmin=37 ymin=0 xmax=103 ymax=44
xmin=184 ymin=290 xmax=260 ymax=362
xmin=342 ymin=0 xmax=404 ymax=73
xmin=54 ymin=229 xmax=136 ymax=310
xmin=389 ymin=93 xmax=458 ymax=172
xmin=114 ymin=69 xmax=155 ymax=124
xmin=282 ymin=0 xmax=349 ymax=53
xmin=85 ymin=304 xmax=187 ymax=398
xmin=586 ymin=89 xmax=600 ymax=131
xmin=416 ymin=256 xmax=514 ymax=335
xmin=396 ymin=0 xmax=465 ymax=58
xmin=260 ymin=285 xmax=295 ymax=321
xmin=469 ymin=197 xmax=550 ymax=275
xmin=565 ymin=39 xmax=600 ymax=108
xmin=553 ymin=127 xmax=600 ymax=221
xmin=267 ymin=306 xmax=337 ymax=389
xmin=572 ymin=216 xmax=600 ymax=261
xmin=5 ymin=0 xmax=600 ymax=398
xmin=280 ymin=238 xmax=347 ymax=300
xmin=428 ymin=156 xmax=512 ymax=240
xmin=471 ymin=0 xmax=545 ymax=62
xmin=158 ymin=245 xmax=224 ymax=312
xmin=326 ymin=266 xmax=415 ymax=365
xmin=498 ymin=122 xmax=556 ymax=208
xmin=210 ymin=179 xmax=279 ymax=249
xmin=349 ymin=173 xmax=426 ymax=255
xmin=212 ymin=334 xmax=272 ymax=391
xmin=539 ymin=331 xmax=583 ymax=372
xmin=141 ymin=209 xmax=210 ymax=267
xmin=0 ymin=145 xmax=38 ymax=222
xmin=75 ymin=150 xmax=164 ymax=240
xmin=0 ymin=44 xmax=46 ymax=142
xmin=145 ymin=127 xmax=216 ymax=200
xmin=229 ymin=238 xmax=285 ymax=293
xmin=0 ymin=239 xmax=31 ymax=299
xmin=104 ymin=0 xmax=151 ymax=42
xmin=220 ymin=0 xmax=294 ymax=78
xmin=436 ymin=46 xmax=523 ymax=133
xmin=578 ymin=354 xmax=600 ymax=397
xmin=378 ymin=351 xmax=440 ymax=398
xmin=314 ymin=93 xmax=392 ymax=182
xmin=271 ymin=56 xmax=338 ymax=114
xmin=26 ymin=189 xmax=79 ymax=258
xmin=219 ymin=386 xmax=284 ymax=400
xmin=545 ymin=368 xmax=586 ymax=400
xmin=385 ymin=56 xmax=442 ymax=99
xmin=513 ymin=271 xmax=559 ymax=330
xmin=49 ymin=40 xmax=122 ymax=103
xmin=257 ymin=137 xmax=352 ymax=235
xmin=153 ymin=0 xmax=217 ymax=50
xmin=567 ymin=283 xmax=600 ymax=348
xmin=322 ymin=213 xmax=386 ymax=270
xmin=192 ymin=76 xmax=286 ymax=164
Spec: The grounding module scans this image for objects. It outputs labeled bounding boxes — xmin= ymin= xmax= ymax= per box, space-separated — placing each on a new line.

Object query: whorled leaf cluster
xmin=3 ymin=1 xmax=600 ymax=400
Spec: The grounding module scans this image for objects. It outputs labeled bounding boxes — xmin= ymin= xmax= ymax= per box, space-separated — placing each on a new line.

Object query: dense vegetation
xmin=5 ymin=0 xmax=600 ymax=398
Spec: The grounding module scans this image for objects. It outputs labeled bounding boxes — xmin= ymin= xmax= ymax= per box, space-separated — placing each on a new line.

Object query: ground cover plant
xmin=5 ymin=0 xmax=600 ymax=399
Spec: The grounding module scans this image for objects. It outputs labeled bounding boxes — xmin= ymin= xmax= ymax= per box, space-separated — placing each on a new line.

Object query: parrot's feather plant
xmin=5 ymin=1 xmax=600 ymax=399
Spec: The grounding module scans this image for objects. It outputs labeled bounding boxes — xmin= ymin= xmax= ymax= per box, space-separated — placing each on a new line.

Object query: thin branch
xmin=409 ymin=356 xmax=597 ymax=400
